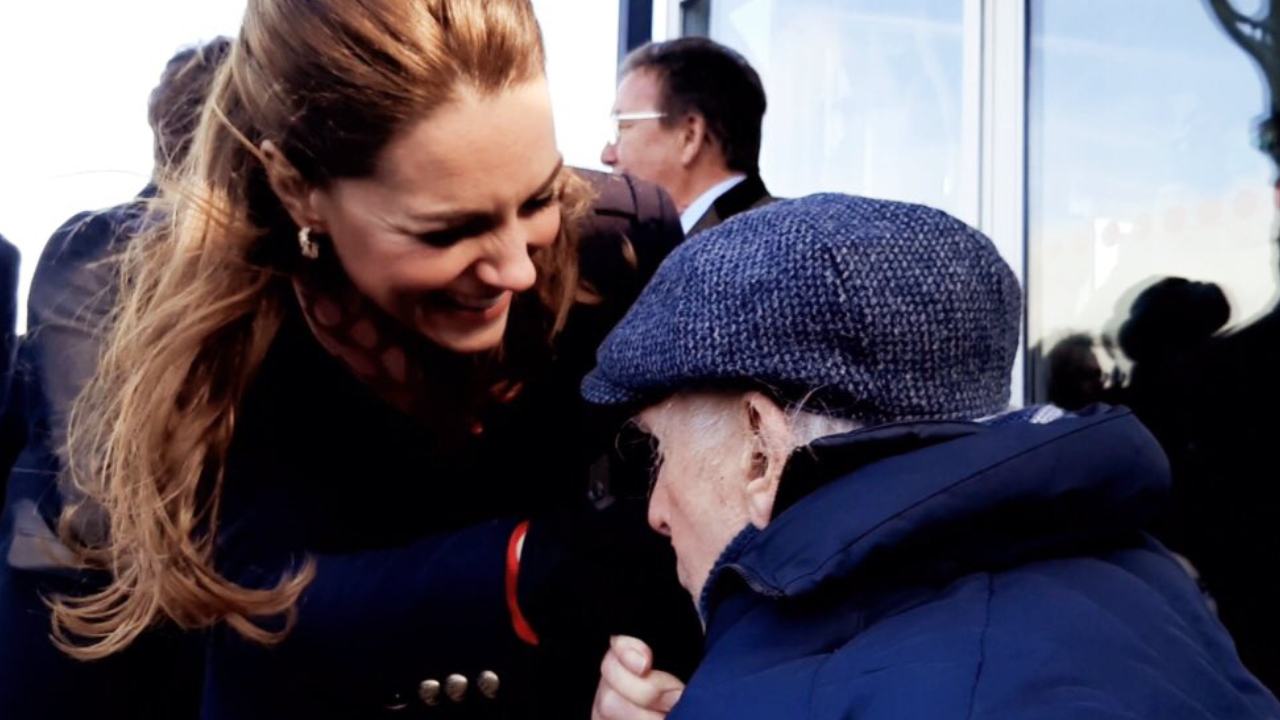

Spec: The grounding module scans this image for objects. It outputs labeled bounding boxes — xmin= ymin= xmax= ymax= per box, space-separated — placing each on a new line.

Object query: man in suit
xmin=601 ymin=37 xmax=774 ymax=236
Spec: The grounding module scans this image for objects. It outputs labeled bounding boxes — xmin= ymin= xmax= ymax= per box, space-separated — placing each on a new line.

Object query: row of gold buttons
xmin=418 ymin=671 xmax=501 ymax=706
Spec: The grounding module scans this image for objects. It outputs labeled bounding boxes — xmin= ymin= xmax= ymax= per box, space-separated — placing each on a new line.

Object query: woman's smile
xmin=424 ymin=289 xmax=513 ymax=322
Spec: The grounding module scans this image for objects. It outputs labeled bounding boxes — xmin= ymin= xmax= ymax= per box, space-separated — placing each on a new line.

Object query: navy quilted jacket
xmin=671 ymin=406 xmax=1280 ymax=719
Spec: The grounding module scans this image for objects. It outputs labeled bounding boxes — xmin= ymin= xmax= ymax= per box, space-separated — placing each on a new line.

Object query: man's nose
xmin=647 ymin=482 xmax=672 ymax=537
xmin=600 ymin=140 xmax=618 ymax=167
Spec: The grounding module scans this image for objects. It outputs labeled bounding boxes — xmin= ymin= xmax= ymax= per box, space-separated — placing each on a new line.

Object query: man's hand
xmin=591 ymin=635 xmax=686 ymax=720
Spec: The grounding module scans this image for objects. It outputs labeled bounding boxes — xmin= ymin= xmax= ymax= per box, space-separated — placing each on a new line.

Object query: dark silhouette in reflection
xmin=1038 ymin=2 xmax=1280 ymax=690
xmin=1114 ymin=277 xmax=1232 ymax=469
xmin=1044 ymin=333 xmax=1112 ymax=411
xmin=1107 ymin=265 xmax=1280 ymax=691
xmin=1135 ymin=1 xmax=1280 ymax=690
xmin=1040 ymin=267 xmax=1280 ymax=689
xmin=1119 ymin=277 xmax=1231 ymax=363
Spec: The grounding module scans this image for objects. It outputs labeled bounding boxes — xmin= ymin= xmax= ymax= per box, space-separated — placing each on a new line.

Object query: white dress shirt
xmin=680 ymin=174 xmax=747 ymax=234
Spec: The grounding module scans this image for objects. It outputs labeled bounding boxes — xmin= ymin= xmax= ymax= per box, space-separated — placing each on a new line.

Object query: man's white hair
xmin=640 ymin=391 xmax=860 ymax=473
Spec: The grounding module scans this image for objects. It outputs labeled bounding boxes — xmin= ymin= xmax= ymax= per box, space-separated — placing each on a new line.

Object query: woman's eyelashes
xmin=415 ymin=218 xmax=490 ymax=248
xmin=520 ymin=191 xmax=557 ymax=216
xmin=411 ymin=192 xmax=556 ymax=247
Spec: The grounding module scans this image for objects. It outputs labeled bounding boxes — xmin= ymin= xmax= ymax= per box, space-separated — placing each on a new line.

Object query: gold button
xmin=418 ymin=679 xmax=442 ymax=707
xmin=445 ymin=673 xmax=468 ymax=703
xmin=477 ymin=670 xmax=500 ymax=700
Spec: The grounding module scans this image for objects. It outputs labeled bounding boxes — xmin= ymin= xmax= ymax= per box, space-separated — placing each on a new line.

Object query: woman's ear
xmin=260 ymin=140 xmax=324 ymax=231
xmin=742 ymin=391 xmax=791 ymax=529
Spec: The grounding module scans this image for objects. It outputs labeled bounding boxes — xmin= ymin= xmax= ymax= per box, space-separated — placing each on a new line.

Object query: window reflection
xmin=710 ymin=0 xmax=967 ymax=218
xmin=1029 ymin=0 xmax=1280 ymax=690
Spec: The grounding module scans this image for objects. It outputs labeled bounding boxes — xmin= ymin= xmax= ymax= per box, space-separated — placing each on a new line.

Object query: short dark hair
xmin=621 ymin=37 xmax=766 ymax=175
xmin=147 ymin=37 xmax=233 ymax=172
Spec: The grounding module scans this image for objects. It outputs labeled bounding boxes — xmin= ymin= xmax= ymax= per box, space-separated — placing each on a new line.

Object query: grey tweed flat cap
xmin=580 ymin=193 xmax=1022 ymax=424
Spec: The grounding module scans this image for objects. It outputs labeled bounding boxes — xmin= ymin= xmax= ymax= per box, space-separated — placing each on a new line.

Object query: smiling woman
xmin=0 ymin=0 xmax=700 ymax=718
xmin=0 ymin=1 xmax=617 ymax=328
xmin=265 ymin=79 xmax=567 ymax=354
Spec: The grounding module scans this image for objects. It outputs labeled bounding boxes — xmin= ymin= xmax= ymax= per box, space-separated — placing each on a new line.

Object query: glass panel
xmin=1028 ymin=0 xmax=1280 ymax=689
xmin=708 ymin=0 xmax=968 ymax=219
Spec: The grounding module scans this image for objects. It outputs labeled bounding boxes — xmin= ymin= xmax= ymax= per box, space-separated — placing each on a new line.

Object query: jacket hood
xmin=701 ymin=405 xmax=1171 ymax=619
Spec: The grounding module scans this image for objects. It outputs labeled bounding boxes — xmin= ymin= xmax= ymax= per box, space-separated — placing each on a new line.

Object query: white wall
xmin=533 ymin=0 xmax=620 ymax=172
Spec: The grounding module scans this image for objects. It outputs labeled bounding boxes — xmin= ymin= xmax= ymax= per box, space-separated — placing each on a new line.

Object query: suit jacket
xmin=686 ymin=174 xmax=775 ymax=236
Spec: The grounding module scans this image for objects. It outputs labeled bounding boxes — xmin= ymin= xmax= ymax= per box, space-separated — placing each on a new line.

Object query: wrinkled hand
xmin=591 ymin=635 xmax=686 ymax=720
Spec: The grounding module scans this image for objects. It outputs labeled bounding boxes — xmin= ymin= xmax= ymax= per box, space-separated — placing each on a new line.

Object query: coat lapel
xmin=688 ymin=174 xmax=774 ymax=236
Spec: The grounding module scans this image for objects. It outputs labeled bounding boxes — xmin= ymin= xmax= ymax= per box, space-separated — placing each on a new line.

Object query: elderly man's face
xmin=638 ymin=393 xmax=784 ymax=601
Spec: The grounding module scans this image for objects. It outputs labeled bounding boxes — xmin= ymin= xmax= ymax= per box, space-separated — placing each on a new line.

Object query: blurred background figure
xmin=602 ymin=37 xmax=773 ymax=236
xmin=1118 ymin=277 xmax=1232 ymax=369
xmin=1111 ymin=268 xmax=1280 ymax=689
xmin=0 ymin=234 xmax=18 ymax=469
xmin=0 ymin=236 xmax=17 ymax=394
xmin=1043 ymin=332 xmax=1111 ymax=411
xmin=0 ymin=37 xmax=231 ymax=720
xmin=28 ymin=37 xmax=233 ymax=470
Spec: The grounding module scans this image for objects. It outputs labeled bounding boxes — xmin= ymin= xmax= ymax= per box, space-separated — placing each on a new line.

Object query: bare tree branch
xmin=1208 ymin=0 xmax=1280 ymax=105
xmin=1206 ymin=0 xmax=1280 ymax=170
xmin=1208 ymin=0 xmax=1268 ymax=64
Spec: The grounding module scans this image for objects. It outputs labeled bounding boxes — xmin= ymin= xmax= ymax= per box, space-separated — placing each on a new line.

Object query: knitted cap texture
xmin=581 ymin=193 xmax=1022 ymax=424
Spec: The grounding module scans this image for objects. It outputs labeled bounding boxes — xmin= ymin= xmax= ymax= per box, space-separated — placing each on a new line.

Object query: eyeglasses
xmin=607 ymin=110 xmax=668 ymax=145
xmin=589 ymin=425 xmax=663 ymax=502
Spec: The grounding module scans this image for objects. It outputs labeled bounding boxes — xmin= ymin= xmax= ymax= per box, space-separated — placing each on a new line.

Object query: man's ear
xmin=678 ymin=112 xmax=709 ymax=167
xmin=260 ymin=140 xmax=325 ymax=231
xmin=742 ymin=391 xmax=791 ymax=529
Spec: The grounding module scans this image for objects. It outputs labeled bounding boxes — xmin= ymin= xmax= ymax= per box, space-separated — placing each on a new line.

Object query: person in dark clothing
xmin=582 ymin=194 xmax=1279 ymax=720
xmin=1113 ymin=271 xmax=1280 ymax=691
xmin=1043 ymin=332 xmax=1114 ymax=411
xmin=1 ymin=3 xmax=699 ymax=718
xmin=23 ymin=37 xmax=234 ymax=465
xmin=601 ymin=37 xmax=774 ymax=236
xmin=0 ymin=38 xmax=232 ymax=720
xmin=0 ymin=234 xmax=19 ymax=490
xmin=0 ymin=235 xmax=16 ymax=409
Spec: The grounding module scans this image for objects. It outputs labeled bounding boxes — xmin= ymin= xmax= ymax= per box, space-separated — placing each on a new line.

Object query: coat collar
xmin=698 ymin=405 xmax=1170 ymax=621
xmin=687 ymin=174 xmax=773 ymax=236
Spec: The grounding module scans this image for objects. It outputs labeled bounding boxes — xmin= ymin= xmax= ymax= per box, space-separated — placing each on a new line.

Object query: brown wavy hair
xmin=52 ymin=0 xmax=588 ymax=659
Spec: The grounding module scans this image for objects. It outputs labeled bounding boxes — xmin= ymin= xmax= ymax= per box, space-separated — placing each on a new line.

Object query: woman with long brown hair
xmin=1 ymin=1 xmax=698 ymax=717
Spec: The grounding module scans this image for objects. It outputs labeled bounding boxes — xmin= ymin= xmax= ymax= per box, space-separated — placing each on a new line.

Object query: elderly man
xmin=582 ymin=194 xmax=1280 ymax=720
xmin=602 ymin=37 xmax=773 ymax=236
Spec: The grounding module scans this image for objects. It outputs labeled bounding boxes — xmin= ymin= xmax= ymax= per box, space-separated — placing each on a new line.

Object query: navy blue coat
xmin=671 ymin=406 xmax=1280 ymax=719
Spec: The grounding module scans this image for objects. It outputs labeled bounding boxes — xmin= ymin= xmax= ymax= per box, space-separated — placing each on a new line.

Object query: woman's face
xmin=309 ymin=77 xmax=563 ymax=354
